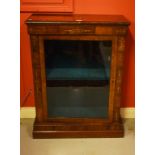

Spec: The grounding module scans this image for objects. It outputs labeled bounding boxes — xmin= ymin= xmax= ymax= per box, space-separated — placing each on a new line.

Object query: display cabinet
xmin=26 ymin=14 xmax=130 ymax=138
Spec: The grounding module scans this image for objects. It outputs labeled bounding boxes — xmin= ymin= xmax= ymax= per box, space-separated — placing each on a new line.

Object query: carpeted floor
xmin=20 ymin=119 xmax=134 ymax=155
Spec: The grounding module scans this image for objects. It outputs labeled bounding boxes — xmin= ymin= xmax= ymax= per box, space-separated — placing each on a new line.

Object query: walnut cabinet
xmin=26 ymin=14 xmax=130 ymax=138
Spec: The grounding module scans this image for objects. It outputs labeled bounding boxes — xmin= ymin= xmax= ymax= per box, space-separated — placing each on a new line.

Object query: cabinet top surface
xmin=26 ymin=14 xmax=130 ymax=26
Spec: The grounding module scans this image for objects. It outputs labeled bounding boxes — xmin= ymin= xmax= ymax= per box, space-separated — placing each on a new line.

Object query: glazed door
xmin=38 ymin=36 xmax=116 ymax=121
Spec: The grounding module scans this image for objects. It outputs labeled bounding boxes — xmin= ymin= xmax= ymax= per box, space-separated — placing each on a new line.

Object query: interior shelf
xmin=46 ymin=68 xmax=110 ymax=80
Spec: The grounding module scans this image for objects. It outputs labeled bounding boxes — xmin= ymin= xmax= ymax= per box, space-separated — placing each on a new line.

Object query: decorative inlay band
xmin=118 ymin=37 xmax=125 ymax=52
xmin=113 ymin=36 xmax=126 ymax=122
xmin=31 ymin=36 xmax=42 ymax=107
xmin=115 ymin=28 xmax=127 ymax=35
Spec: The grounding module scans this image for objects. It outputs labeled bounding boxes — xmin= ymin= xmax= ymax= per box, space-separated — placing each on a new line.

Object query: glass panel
xmin=44 ymin=40 xmax=112 ymax=118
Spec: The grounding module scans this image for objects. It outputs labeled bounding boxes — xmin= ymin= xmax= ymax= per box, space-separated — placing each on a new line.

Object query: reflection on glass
xmin=44 ymin=40 xmax=112 ymax=118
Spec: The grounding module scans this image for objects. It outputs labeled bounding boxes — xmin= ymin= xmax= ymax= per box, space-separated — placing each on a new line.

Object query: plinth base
xmin=33 ymin=119 xmax=124 ymax=138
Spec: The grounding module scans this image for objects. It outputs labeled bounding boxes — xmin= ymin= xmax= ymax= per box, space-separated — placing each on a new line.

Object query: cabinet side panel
xmin=30 ymin=35 xmax=44 ymax=122
xmin=112 ymin=35 xmax=126 ymax=127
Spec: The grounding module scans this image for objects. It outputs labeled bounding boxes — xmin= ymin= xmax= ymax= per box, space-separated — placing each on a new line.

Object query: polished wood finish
xmin=26 ymin=14 xmax=130 ymax=138
xmin=26 ymin=14 xmax=129 ymax=25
